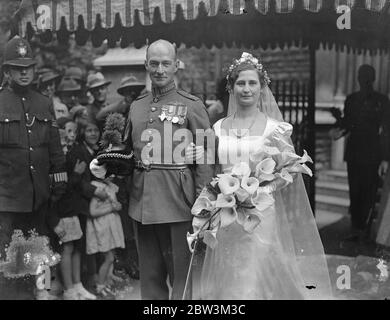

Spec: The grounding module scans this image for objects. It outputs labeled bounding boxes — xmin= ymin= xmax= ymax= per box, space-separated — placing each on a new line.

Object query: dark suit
xmin=342 ymin=90 xmax=390 ymax=231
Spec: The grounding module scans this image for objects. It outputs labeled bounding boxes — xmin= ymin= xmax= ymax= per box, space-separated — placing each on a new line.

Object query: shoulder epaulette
xmin=177 ymin=89 xmax=200 ymax=101
xmin=135 ymin=92 xmax=150 ymax=101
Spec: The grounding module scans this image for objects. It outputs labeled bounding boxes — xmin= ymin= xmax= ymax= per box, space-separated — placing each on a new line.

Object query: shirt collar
xmin=152 ymin=80 xmax=176 ymax=98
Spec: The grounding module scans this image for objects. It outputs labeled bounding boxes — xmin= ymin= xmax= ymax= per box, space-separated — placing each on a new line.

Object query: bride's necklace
xmin=231 ymin=111 xmax=259 ymax=139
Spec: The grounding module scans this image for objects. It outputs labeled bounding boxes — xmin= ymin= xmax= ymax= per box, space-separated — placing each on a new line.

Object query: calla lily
xmin=289 ymin=163 xmax=313 ymax=177
xmin=241 ymin=176 xmax=260 ymax=195
xmin=215 ymin=194 xmax=236 ymax=208
xmin=263 ymin=145 xmax=281 ymax=156
xmin=235 ymin=187 xmax=250 ymax=202
xmin=210 ymin=177 xmax=219 ymax=188
xmin=299 ymin=150 xmax=313 ymax=164
xmin=218 ymin=174 xmax=240 ymax=195
xmin=273 ymin=135 xmax=294 ymax=152
xmin=276 ymin=168 xmax=294 ymax=184
xmin=250 ymin=189 xmax=275 ymax=212
xmin=191 ymin=196 xmax=216 ymax=216
xmin=255 ymin=158 xmax=276 ymax=181
xmin=281 ymin=151 xmax=301 ymax=164
xmin=231 ymin=162 xmax=251 ymax=179
xmin=236 ymin=208 xmax=262 ymax=233
xmin=273 ymin=151 xmax=299 ymax=170
xmin=186 ymin=231 xmax=199 ymax=253
xmin=219 ymin=207 xmax=238 ymax=228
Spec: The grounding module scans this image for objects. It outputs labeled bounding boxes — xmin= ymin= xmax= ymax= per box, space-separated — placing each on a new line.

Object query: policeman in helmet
xmin=0 ymin=36 xmax=67 ymax=300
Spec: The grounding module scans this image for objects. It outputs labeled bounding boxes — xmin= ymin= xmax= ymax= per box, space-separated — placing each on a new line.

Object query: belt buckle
xmin=142 ymin=161 xmax=151 ymax=171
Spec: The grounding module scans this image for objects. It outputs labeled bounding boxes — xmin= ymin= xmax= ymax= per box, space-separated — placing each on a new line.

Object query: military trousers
xmin=347 ymin=161 xmax=380 ymax=232
xmin=133 ymin=220 xmax=192 ymax=300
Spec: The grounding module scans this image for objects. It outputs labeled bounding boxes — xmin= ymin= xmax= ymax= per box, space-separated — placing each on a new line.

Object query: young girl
xmin=56 ymin=118 xmax=106 ymax=299
xmin=57 ymin=117 xmax=77 ymax=155
xmin=86 ymin=176 xmax=125 ymax=297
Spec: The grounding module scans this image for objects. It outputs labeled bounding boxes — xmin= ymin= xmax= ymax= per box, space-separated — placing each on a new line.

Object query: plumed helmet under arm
xmin=96 ymin=113 xmax=134 ymax=176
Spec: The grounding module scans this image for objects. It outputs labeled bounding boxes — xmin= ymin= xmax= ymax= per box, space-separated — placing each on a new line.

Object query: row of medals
xmin=158 ymin=105 xmax=186 ymax=125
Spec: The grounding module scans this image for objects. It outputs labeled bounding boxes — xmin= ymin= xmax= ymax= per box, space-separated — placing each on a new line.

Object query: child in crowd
xmin=86 ymin=176 xmax=125 ymax=297
xmin=55 ymin=118 xmax=107 ymax=299
xmin=57 ymin=117 xmax=77 ymax=155
xmin=56 ymin=159 xmax=96 ymax=300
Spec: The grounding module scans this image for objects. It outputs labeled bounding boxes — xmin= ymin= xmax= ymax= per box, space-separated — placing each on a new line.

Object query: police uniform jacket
xmin=343 ymin=91 xmax=390 ymax=164
xmin=124 ymin=81 xmax=214 ymax=224
xmin=0 ymin=87 xmax=66 ymax=212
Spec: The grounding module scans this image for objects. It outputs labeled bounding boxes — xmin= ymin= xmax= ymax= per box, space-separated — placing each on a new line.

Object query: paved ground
xmin=319 ymin=215 xmax=390 ymax=300
xmin=114 ymin=214 xmax=390 ymax=300
xmin=2 ymin=214 xmax=389 ymax=300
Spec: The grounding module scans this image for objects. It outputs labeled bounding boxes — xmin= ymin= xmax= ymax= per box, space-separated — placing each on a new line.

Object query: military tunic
xmin=123 ymin=81 xmax=214 ymax=299
xmin=124 ymin=81 xmax=214 ymax=225
xmin=0 ymin=87 xmax=66 ymax=213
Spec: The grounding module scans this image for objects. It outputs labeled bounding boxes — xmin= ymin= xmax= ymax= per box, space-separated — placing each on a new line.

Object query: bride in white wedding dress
xmin=189 ymin=53 xmax=333 ymax=300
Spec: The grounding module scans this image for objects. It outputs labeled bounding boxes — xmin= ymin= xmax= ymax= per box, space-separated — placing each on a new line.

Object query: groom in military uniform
xmin=123 ymin=40 xmax=214 ymax=299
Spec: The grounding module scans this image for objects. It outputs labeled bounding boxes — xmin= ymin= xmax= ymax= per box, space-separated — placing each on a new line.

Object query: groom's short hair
xmin=146 ymin=39 xmax=177 ymax=61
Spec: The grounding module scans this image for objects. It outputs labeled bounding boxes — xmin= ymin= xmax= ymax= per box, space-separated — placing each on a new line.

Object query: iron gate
xmin=270 ymin=79 xmax=315 ymax=208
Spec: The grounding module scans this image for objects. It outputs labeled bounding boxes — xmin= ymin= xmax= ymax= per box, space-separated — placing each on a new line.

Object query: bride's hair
xmin=226 ymin=52 xmax=270 ymax=91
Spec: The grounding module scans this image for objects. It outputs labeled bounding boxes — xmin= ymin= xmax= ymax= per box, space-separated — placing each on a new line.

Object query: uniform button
xmin=28 ymin=130 xmax=32 ymax=134
xmin=153 ymin=97 xmax=159 ymax=103
xmin=22 ymin=97 xmax=26 ymax=101
xmin=30 ymin=165 xmax=34 ymax=170
xmin=147 ymin=142 xmax=151 ymax=147
xmin=149 ymin=118 xmax=154 ymax=123
xmin=4 ymin=119 xmax=9 ymax=122
xmin=148 ymin=130 xmax=152 ymax=134
xmin=151 ymin=107 xmax=157 ymax=112
xmin=29 ymin=147 xmax=33 ymax=151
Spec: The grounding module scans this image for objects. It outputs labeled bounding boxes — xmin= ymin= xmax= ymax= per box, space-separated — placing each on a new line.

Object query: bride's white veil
xmin=226 ymin=83 xmax=333 ymax=299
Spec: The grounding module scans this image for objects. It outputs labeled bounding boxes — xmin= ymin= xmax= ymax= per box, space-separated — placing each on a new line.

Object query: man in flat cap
xmin=0 ymin=36 xmax=67 ymax=299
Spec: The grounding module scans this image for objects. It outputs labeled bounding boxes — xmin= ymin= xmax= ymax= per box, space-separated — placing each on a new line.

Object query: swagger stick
xmin=181 ymin=237 xmax=199 ymax=300
xmin=181 ymin=209 xmax=221 ymax=300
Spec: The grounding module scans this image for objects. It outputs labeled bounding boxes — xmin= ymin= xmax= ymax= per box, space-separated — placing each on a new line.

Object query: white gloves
xmin=90 ymin=158 xmax=107 ymax=179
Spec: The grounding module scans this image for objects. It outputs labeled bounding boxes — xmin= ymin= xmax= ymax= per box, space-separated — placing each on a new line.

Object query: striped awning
xmin=13 ymin=0 xmax=390 ymax=51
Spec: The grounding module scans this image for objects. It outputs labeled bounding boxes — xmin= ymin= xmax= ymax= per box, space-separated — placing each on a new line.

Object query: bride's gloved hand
xmin=90 ymin=158 xmax=107 ymax=179
xmin=185 ymin=142 xmax=204 ymax=164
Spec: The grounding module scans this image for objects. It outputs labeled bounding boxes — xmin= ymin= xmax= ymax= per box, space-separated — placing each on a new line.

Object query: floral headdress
xmin=226 ymin=52 xmax=271 ymax=90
